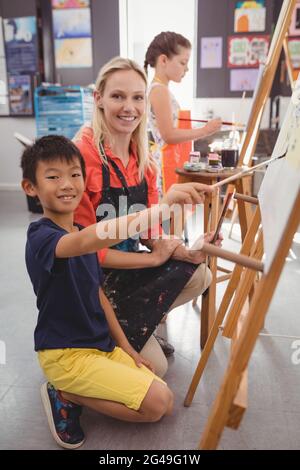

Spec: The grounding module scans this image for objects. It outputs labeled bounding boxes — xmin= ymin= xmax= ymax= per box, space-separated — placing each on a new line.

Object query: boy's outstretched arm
xmin=98 ymin=287 xmax=154 ymax=371
xmin=55 ymin=182 xmax=214 ymax=258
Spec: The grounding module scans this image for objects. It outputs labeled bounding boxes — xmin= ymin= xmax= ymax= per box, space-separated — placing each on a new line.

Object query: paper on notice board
xmin=52 ymin=0 xmax=90 ymax=8
xmin=228 ymin=35 xmax=269 ymax=68
xmin=230 ymin=68 xmax=259 ymax=91
xmin=234 ymin=1 xmax=266 ymax=32
xmin=200 ymin=37 xmax=222 ymax=69
xmin=52 ymin=7 xmax=92 ymax=68
xmin=289 ymin=1 xmax=300 ymax=36
xmin=3 ymin=16 xmax=38 ymax=73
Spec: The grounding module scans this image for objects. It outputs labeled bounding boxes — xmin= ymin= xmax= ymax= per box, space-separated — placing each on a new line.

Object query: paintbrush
xmin=212 ymin=152 xmax=287 ymax=189
xmin=178 ymin=117 xmax=246 ymax=128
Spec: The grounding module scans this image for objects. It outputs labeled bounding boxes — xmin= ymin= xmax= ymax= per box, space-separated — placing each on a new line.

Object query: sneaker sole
xmin=40 ymin=383 xmax=85 ymax=450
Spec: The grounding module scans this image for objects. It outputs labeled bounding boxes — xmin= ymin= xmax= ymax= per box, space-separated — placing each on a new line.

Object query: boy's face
xmin=23 ymin=157 xmax=85 ymax=216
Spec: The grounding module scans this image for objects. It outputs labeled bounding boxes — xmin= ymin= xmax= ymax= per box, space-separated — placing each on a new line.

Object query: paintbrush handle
xmin=212 ymin=156 xmax=281 ymax=188
xmin=178 ymin=117 xmax=244 ymax=127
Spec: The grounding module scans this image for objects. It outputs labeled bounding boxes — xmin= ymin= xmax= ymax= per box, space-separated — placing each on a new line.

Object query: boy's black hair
xmin=21 ymin=135 xmax=86 ymax=184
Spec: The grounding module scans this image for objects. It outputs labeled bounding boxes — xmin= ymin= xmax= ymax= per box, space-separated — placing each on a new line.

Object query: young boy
xmin=21 ymin=135 xmax=212 ymax=449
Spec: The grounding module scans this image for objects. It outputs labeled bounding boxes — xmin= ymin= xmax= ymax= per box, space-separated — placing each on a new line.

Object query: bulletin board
xmin=196 ymin=0 xmax=275 ymax=97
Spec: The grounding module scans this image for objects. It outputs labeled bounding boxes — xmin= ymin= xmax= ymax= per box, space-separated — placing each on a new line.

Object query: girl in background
xmin=145 ymin=31 xmax=222 ymax=195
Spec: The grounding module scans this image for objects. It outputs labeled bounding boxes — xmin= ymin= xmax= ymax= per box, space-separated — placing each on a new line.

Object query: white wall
xmin=124 ymin=0 xmax=195 ymax=108
xmin=0 ymin=118 xmax=36 ymax=189
xmin=192 ymin=97 xmax=271 ymax=128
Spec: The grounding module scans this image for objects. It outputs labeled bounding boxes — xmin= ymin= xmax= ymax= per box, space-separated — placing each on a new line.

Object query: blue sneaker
xmin=41 ymin=382 xmax=85 ymax=449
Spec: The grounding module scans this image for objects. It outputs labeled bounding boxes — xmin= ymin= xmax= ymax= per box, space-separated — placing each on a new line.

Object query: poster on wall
xmin=234 ymin=0 xmax=266 ymax=33
xmin=52 ymin=0 xmax=90 ymax=8
xmin=288 ymin=39 xmax=300 ymax=70
xmin=200 ymin=37 xmax=222 ymax=69
xmin=8 ymin=74 xmax=33 ymax=115
xmin=289 ymin=1 xmax=300 ymax=36
xmin=0 ymin=17 xmax=9 ymax=115
xmin=228 ymin=35 xmax=269 ymax=68
xmin=230 ymin=68 xmax=259 ymax=91
xmin=52 ymin=7 xmax=92 ymax=67
xmin=3 ymin=17 xmax=38 ymax=74
xmin=0 ymin=17 xmax=5 ymax=56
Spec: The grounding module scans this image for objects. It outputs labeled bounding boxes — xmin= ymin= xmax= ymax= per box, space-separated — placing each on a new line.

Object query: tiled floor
xmin=0 ymin=191 xmax=299 ymax=450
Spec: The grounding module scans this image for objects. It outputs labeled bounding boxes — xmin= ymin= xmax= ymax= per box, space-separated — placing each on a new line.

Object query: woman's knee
xmin=188 ymin=264 xmax=212 ymax=295
xmin=140 ymin=335 xmax=168 ymax=378
xmin=139 ymin=381 xmax=173 ymax=422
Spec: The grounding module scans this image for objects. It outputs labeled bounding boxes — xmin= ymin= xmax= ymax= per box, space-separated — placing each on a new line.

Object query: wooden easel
xmin=237 ymin=0 xmax=297 ymax=169
xmin=197 ymin=189 xmax=300 ymax=449
xmin=182 ymin=185 xmax=300 ymax=448
xmin=184 ymin=66 xmax=300 ymax=448
xmin=176 ymin=0 xmax=297 ymax=349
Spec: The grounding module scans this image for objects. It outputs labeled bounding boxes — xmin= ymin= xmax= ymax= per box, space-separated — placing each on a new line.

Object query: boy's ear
xmin=22 ymin=179 xmax=38 ymax=197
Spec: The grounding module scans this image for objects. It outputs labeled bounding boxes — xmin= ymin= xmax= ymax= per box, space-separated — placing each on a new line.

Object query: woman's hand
xmin=203 ymin=118 xmax=222 ymax=137
xmin=172 ymin=231 xmax=223 ymax=264
xmin=150 ymin=238 xmax=183 ymax=266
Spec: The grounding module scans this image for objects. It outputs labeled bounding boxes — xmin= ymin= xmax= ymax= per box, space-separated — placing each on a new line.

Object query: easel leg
xmin=184 ymin=207 xmax=261 ymax=406
xmin=200 ymin=189 xmax=219 ymax=348
xmin=222 ymin=230 xmax=264 ymax=338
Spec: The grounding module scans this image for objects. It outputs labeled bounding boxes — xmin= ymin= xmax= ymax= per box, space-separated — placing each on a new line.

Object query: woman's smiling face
xmin=96 ymin=69 xmax=146 ymax=136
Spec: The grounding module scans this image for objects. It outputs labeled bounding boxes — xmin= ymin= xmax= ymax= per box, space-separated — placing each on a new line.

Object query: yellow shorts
xmin=38 ymin=347 xmax=165 ymax=411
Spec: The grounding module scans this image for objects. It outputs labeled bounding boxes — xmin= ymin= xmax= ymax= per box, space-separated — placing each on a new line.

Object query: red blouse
xmin=74 ymin=127 xmax=159 ymax=263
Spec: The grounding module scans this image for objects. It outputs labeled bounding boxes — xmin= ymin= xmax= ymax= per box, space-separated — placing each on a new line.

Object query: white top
xmin=148 ymin=81 xmax=180 ymax=150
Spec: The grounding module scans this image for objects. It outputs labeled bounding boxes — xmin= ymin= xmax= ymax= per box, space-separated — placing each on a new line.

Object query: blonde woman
xmin=74 ymin=57 xmax=218 ymax=376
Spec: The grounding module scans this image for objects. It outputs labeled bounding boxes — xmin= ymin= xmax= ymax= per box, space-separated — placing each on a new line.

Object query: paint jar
xmin=221 ymin=148 xmax=239 ymax=168
xmin=189 ymin=151 xmax=201 ymax=164
xmin=208 ymin=153 xmax=222 ymax=170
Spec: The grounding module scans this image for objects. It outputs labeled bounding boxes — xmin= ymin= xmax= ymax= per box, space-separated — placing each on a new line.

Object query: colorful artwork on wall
xmin=288 ymin=38 xmax=300 ymax=70
xmin=228 ymin=35 xmax=269 ymax=68
xmin=3 ymin=16 xmax=38 ymax=74
xmin=52 ymin=0 xmax=90 ymax=8
xmin=200 ymin=37 xmax=223 ymax=69
xmin=230 ymin=68 xmax=259 ymax=91
xmin=289 ymin=1 xmax=300 ymax=36
xmin=234 ymin=0 xmax=266 ymax=32
xmin=52 ymin=7 xmax=92 ymax=68
xmin=8 ymin=74 xmax=33 ymax=115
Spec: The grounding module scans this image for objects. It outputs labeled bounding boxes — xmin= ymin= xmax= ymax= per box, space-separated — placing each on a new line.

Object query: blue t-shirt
xmin=25 ymin=217 xmax=115 ymax=352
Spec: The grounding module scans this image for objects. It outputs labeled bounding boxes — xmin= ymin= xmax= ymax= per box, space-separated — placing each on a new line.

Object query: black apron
xmin=96 ymin=152 xmax=198 ymax=351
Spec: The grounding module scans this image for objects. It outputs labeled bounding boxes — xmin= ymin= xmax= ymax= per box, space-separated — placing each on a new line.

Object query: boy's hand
xmin=122 ymin=344 xmax=155 ymax=372
xmin=161 ymin=182 xmax=214 ymax=206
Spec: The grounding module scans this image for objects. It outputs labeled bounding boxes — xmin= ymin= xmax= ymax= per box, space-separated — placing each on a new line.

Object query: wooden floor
xmin=0 ymin=192 xmax=300 ymax=450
